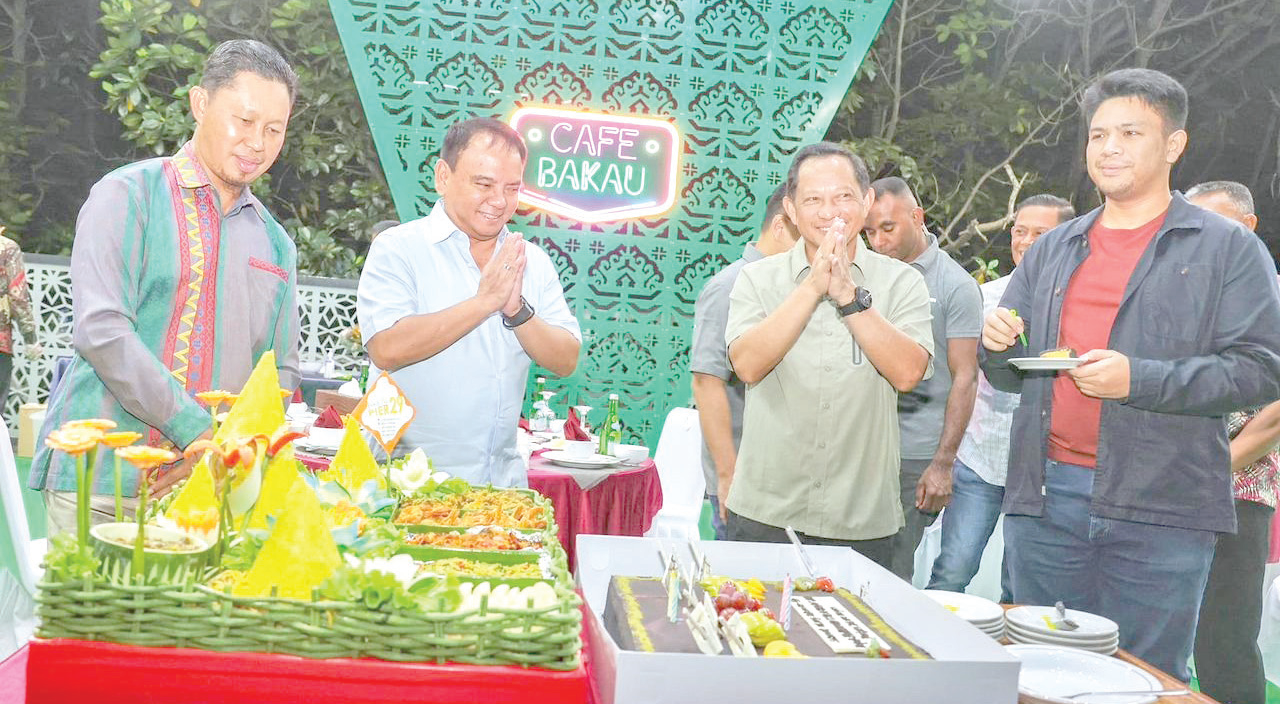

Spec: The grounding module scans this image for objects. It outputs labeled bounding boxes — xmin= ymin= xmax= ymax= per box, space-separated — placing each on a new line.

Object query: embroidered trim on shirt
xmin=249 ymin=256 xmax=289 ymax=282
xmin=161 ymin=150 xmax=220 ymax=399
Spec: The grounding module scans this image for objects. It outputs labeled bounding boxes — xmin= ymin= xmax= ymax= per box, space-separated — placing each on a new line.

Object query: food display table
xmin=14 ymin=632 xmax=590 ymax=704
xmin=0 ymin=610 xmax=1222 ymax=704
xmin=295 ymin=451 xmax=663 ymax=570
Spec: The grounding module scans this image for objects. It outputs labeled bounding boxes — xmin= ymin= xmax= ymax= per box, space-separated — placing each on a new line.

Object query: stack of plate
xmin=921 ymin=590 xmax=1005 ymax=639
xmin=1005 ymin=605 xmax=1120 ymax=655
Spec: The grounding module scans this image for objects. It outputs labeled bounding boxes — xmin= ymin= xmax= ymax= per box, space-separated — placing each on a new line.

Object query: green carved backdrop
xmin=329 ymin=0 xmax=893 ymax=448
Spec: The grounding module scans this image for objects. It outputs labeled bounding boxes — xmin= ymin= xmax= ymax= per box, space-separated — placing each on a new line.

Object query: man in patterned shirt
xmin=1187 ymin=180 xmax=1280 ymax=704
xmin=29 ymin=40 xmax=301 ymax=533
xmin=0 ymin=225 xmax=42 ymax=413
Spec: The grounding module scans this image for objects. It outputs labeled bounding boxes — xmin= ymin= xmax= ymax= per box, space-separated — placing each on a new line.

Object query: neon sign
xmin=510 ymin=106 xmax=680 ymax=223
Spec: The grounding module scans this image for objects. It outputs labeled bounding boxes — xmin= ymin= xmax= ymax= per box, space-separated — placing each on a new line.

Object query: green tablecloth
xmin=1 ymin=457 xmax=45 ymax=585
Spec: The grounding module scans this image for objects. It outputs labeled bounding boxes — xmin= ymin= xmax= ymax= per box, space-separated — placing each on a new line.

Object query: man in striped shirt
xmin=29 ymin=40 xmax=301 ymax=533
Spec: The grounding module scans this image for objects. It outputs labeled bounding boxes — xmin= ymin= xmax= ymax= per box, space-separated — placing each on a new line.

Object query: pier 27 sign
xmin=511 ymin=107 xmax=680 ymax=223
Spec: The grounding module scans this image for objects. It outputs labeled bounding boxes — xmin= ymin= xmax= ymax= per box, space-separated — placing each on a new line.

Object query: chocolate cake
xmin=603 ymin=576 xmax=930 ymax=659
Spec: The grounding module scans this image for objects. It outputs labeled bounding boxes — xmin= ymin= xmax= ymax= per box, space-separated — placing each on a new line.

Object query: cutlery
xmin=1064 ymin=687 xmax=1189 ymax=700
xmin=784 ymin=525 xmax=819 ymax=579
xmin=1053 ymin=600 xmax=1081 ymax=631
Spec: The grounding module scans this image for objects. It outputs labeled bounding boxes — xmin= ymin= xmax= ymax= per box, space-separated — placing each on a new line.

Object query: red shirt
xmin=1047 ymin=212 xmax=1165 ymax=467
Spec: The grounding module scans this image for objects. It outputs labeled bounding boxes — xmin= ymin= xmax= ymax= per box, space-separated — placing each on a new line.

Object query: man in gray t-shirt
xmin=864 ymin=177 xmax=982 ymax=580
xmin=690 ymin=184 xmax=799 ymax=538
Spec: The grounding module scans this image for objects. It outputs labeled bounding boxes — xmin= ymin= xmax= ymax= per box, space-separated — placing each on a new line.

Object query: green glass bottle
xmin=598 ymin=393 xmax=620 ymax=455
xmin=358 ymin=360 xmax=371 ymax=394
xmin=530 ymin=376 xmax=546 ymax=418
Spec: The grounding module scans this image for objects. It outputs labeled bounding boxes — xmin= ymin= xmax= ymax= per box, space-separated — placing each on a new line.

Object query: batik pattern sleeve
xmin=71 ymin=176 xmax=210 ymax=448
xmin=6 ymin=244 xmax=36 ymax=347
xmin=271 ymin=238 xmax=301 ymax=392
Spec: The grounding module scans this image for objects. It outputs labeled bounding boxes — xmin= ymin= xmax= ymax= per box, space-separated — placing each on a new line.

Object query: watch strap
xmin=502 ymin=297 xmax=535 ymax=328
xmin=836 ymin=287 xmax=870 ymax=317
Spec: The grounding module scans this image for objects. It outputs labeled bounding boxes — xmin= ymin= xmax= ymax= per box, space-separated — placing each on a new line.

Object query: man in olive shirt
xmin=724 ymin=142 xmax=934 ymax=568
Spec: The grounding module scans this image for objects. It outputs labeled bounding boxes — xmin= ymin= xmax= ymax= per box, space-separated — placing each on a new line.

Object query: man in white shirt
xmin=927 ymin=194 xmax=1074 ymax=595
xmin=357 ymin=117 xmax=582 ymax=486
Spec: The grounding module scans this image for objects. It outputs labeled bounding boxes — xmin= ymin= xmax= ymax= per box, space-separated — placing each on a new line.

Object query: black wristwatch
xmin=836 ymin=287 xmax=872 ymax=317
xmin=502 ymin=297 xmax=535 ymax=328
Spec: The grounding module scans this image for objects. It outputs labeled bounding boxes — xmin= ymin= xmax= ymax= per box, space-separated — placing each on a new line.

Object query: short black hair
xmin=441 ymin=117 xmax=527 ymax=168
xmin=869 ymin=176 xmax=917 ymax=204
xmin=1015 ymin=194 xmax=1076 ymax=225
xmin=1185 ymin=180 xmax=1255 ymax=215
xmin=761 ymin=184 xmax=789 ymax=230
xmin=202 ymin=40 xmax=298 ymax=106
xmin=1081 ymin=68 xmax=1188 ymax=134
xmin=785 ymin=142 xmax=870 ymax=199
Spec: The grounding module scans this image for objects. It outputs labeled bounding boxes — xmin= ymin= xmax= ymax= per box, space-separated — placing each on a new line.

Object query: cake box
xmin=577 ymin=535 xmax=1019 ymax=704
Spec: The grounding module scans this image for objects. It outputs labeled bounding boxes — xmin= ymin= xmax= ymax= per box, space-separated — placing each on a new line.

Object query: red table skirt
xmin=19 ymin=637 xmax=590 ymax=704
xmin=526 ymin=453 xmax=663 ymax=570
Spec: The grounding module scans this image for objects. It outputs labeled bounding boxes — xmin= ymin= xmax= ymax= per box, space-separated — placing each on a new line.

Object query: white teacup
xmin=613 ymin=444 xmax=650 ymax=463
xmin=563 ymin=440 xmax=596 ymax=459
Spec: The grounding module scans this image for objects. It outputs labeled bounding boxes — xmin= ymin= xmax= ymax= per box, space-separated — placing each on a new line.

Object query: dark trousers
xmin=725 ymin=509 xmax=895 ymax=571
xmin=0 ymin=351 xmax=12 ymax=415
xmin=1194 ymin=498 xmax=1273 ymax=704
xmin=891 ymin=458 xmax=940 ymax=581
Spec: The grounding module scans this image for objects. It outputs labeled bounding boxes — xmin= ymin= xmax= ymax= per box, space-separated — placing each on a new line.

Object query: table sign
xmin=510 ymin=106 xmax=680 ymax=223
xmin=351 ymin=372 xmax=415 ymax=455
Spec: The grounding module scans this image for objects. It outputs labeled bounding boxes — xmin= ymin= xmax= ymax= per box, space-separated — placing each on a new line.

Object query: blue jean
xmin=1004 ymin=460 xmax=1216 ymax=682
xmin=927 ymin=459 xmax=1010 ymax=601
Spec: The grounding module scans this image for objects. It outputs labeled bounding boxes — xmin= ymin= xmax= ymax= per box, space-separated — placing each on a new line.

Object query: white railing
xmin=7 ymin=254 xmax=359 ymax=433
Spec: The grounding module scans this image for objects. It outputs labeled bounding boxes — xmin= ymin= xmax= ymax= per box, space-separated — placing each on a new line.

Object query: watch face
xmin=857 ymin=287 xmax=872 ymax=309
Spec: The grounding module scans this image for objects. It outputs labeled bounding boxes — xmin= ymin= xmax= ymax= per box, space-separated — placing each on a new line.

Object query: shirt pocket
xmin=1143 ymin=262 xmax=1212 ymax=344
xmin=246 ymin=260 xmax=288 ymax=351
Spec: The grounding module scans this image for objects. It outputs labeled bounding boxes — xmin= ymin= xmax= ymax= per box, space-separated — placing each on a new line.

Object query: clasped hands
xmin=804 ymin=217 xmax=858 ymax=307
xmin=982 ymin=307 xmax=1130 ymax=400
xmin=477 ymin=232 xmax=528 ymax=318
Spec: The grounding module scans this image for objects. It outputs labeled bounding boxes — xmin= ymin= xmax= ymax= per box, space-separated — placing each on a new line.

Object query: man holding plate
xmin=980 ymin=68 xmax=1280 ymax=680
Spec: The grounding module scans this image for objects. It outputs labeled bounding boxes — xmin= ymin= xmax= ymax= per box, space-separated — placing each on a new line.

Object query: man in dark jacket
xmin=980 ymin=68 xmax=1280 ymax=681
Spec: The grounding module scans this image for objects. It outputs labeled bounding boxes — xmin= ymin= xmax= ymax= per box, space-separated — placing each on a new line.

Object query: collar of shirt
xmin=1059 ymin=191 xmax=1207 ymax=246
xmin=909 ymin=230 xmax=941 ymax=274
xmin=421 ymin=200 xmax=511 ymax=247
xmin=741 ymin=242 xmax=764 ymax=264
xmin=171 ymin=141 xmax=265 ymax=222
xmin=787 ymin=233 xmax=868 ymax=286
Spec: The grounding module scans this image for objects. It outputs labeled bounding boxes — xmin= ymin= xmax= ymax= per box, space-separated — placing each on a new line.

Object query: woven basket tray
xmin=36 ymin=571 xmax=583 ymax=669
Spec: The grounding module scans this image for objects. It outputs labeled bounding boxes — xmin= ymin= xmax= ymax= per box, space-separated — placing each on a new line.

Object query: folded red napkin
xmin=314 ymin=405 xmax=344 ymax=429
xmin=518 ymin=416 xmax=530 ymax=432
xmin=564 ymin=407 xmax=590 ymax=441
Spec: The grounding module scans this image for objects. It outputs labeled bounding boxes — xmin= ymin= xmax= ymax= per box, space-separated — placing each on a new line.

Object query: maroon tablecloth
xmin=294 ymin=450 xmax=664 ymax=570
xmin=527 ymin=452 xmax=663 ymax=570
